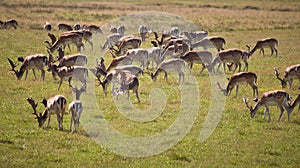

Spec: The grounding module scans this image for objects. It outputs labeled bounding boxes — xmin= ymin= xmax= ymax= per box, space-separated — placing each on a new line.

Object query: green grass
xmin=1 ymin=0 xmax=300 ymax=167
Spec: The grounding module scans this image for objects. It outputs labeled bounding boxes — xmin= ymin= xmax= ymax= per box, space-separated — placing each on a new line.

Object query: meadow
xmin=0 ymin=0 xmax=300 ymax=167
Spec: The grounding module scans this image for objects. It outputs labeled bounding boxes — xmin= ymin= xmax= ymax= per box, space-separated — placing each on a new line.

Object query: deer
xmin=139 ymin=25 xmax=148 ymax=42
xmin=150 ymin=58 xmax=185 ymax=83
xmin=100 ymin=33 xmax=122 ymax=51
xmin=69 ymin=84 xmax=86 ymax=133
xmin=82 ymin=24 xmax=102 ymax=34
xmin=151 ymin=31 xmax=177 ymax=47
xmin=178 ymin=50 xmax=214 ymax=74
xmin=44 ymin=22 xmax=51 ymax=31
xmin=109 ymin=26 xmax=118 ymax=33
xmin=48 ymin=65 xmax=88 ymax=90
xmin=49 ymin=33 xmax=84 ymax=53
xmin=57 ymin=23 xmax=73 ymax=31
xmin=27 ymin=95 xmax=67 ymax=130
xmin=181 ymin=30 xmax=208 ymax=43
xmin=161 ymin=38 xmax=190 ymax=56
xmin=227 ymin=46 xmax=251 ymax=72
xmin=191 ymin=36 xmax=226 ymax=51
xmin=99 ymin=69 xmax=140 ymax=103
xmin=125 ymin=48 xmax=149 ymax=70
xmin=2 ymin=19 xmax=18 ymax=29
xmin=243 ymin=90 xmax=293 ymax=122
xmin=146 ymin=47 xmax=163 ymax=69
xmin=7 ymin=54 xmax=48 ymax=80
xmin=217 ymin=72 xmax=258 ymax=97
xmin=48 ymin=48 xmax=87 ymax=68
xmin=274 ymin=64 xmax=300 ymax=89
xmin=117 ymin=25 xmax=125 ymax=36
xmin=211 ymin=48 xmax=250 ymax=74
xmin=249 ymin=38 xmax=278 ymax=57
xmin=61 ymin=29 xmax=93 ymax=49
xmin=110 ymin=37 xmax=141 ymax=57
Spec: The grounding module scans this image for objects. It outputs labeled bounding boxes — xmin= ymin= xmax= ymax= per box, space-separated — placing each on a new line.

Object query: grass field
xmin=1 ymin=0 xmax=300 ymax=167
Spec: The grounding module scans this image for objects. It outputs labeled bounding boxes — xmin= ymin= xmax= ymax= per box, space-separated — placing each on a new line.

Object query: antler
xmin=26 ymin=97 xmax=40 ymax=119
xmin=7 ymin=58 xmax=19 ymax=74
xmin=274 ymin=68 xmax=283 ymax=81
xmin=217 ymin=82 xmax=227 ymax=95
xmin=243 ymin=97 xmax=253 ymax=111
xmin=245 ymin=45 xmax=250 ymax=51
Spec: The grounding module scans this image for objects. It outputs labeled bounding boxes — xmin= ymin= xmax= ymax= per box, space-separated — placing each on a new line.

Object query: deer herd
xmin=5 ymin=20 xmax=300 ymax=133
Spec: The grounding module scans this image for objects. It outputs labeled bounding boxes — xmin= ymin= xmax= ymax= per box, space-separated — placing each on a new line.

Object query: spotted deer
xmin=274 ymin=64 xmax=300 ymax=89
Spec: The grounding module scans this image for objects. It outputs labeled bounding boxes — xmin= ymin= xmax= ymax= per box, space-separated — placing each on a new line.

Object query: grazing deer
xmin=161 ymin=39 xmax=190 ymax=55
xmin=27 ymin=95 xmax=67 ymax=130
xmin=146 ymin=47 xmax=163 ymax=69
xmin=62 ymin=30 xmax=93 ymax=49
xmin=243 ymin=90 xmax=292 ymax=121
xmin=49 ymin=49 xmax=87 ymax=67
xmin=274 ymin=64 xmax=300 ymax=89
xmin=125 ymin=48 xmax=149 ymax=70
xmin=212 ymin=48 xmax=250 ymax=74
xmin=57 ymin=23 xmax=72 ymax=31
xmin=110 ymin=37 xmax=141 ymax=57
xmin=49 ymin=33 xmax=84 ymax=53
xmin=100 ymin=33 xmax=122 ymax=51
xmin=150 ymin=58 xmax=185 ymax=83
xmin=82 ymin=24 xmax=102 ymax=33
xmin=69 ymin=84 xmax=86 ymax=133
xmin=249 ymin=38 xmax=278 ymax=56
xmin=181 ymin=30 xmax=208 ymax=43
xmin=217 ymin=72 xmax=258 ymax=97
xmin=227 ymin=46 xmax=251 ymax=72
xmin=99 ymin=69 xmax=140 ymax=103
xmin=191 ymin=36 xmax=226 ymax=51
xmin=3 ymin=19 xmax=18 ymax=29
xmin=7 ymin=54 xmax=48 ymax=80
xmin=179 ymin=50 xmax=214 ymax=74
xmin=48 ymin=65 xmax=88 ymax=90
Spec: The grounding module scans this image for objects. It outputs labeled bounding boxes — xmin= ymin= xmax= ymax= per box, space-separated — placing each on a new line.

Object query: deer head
xmin=70 ymin=84 xmax=86 ymax=100
xmin=7 ymin=58 xmax=22 ymax=79
xmin=274 ymin=68 xmax=286 ymax=88
xmin=217 ymin=82 xmax=227 ymax=96
xmin=27 ymin=97 xmax=47 ymax=127
xmin=242 ymin=97 xmax=255 ymax=117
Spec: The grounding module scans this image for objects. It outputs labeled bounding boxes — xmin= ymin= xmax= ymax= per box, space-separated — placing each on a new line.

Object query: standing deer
xmin=27 ymin=95 xmax=67 ymax=130
xmin=249 ymin=38 xmax=278 ymax=56
xmin=191 ymin=36 xmax=226 ymax=51
xmin=69 ymin=84 xmax=86 ymax=133
xmin=243 ymin=90 xmax=292 ymax=121
xmin=3 ymin=19 xmax=18 ymax=29
xmin=49 ymin=33 xmax=84 ymax=53
xmin=217 ymin=72 xmax=258 ymax=97
xmin=48 ymin=65 xmax=88 ymax=90
xmin=150 ymin=58 xmax=185 ymax=83
xmin=7 ymin=54 xmax=48 ymax=80
xmin=274 ymin=64 xmax=300 ymax=89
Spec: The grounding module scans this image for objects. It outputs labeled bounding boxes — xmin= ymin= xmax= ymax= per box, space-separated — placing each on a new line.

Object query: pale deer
xmin=109 ymin=26 xmax=118 ymax=33
xmin=179 ymin=50 xmax=214 ymax=74
xmin=7 ymin=54 xmax=48 ymax=80
xmin=27 ymin=95 xmax=67 ymax=130
xmin=181 ymin=30 xmax=208 ymax=43
xmin=249 ymin=38 xmax=278 ymax=56
xmin=212 ymin=48 xmax=250 ymax=74
xmin=49 ymin=33 xmax=84 ymax=53
xmin=243 ymin=90 xmax=293 ymax=121
xmin=150 ymin=58 xmax=185 ymax=83
xmin=99 ymin=69 xmax=140 ymax=103
xmin=69 ymin=84 xmax=86 ymax=133
xmin=3 ymin=19 xmax=18 ymax=29
xmin=48 ymin=65 xmax=88 ymax=90
xmin=117 ymin=25 xmax=125 ymax=36
xmin=100 ymin=33 xmax=122 ymax=51
xmin=139 ymin=25 xmax=148 ymax=42
xmin=217 ymin=72 xmax=258 ymax=97
xmin=191 ymin=36 xmax=226 ymax=51
xmin=274 ymin=64 xmax=300 ymax=89
xmin=57 ymin=23 xmax=72 ymax=31
xmin=125 ymin=48 xmax=149 ymax=70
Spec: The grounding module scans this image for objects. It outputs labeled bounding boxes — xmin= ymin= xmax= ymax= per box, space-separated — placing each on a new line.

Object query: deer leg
xmin=25 ymin=70 xmax=29 ymax=80
xmin=70 ymin=114 xmax=73 ymax=133
xmin=223 ymin=63 xmax=226 ymax=73
xmin=288 ymin=79 xmax=293 ymax=89
xmin=68 ymin=77 xmax=73 ymax=87
xmin=235 ymin=85 xmax=239 ymax=97
xmin=199 ymin=63 xmax=205 ymax=74
xmin=135 ymin=88 xmax=140 ymax=103
xmin=164 ymin=71 xmax=168 ymax=82
xmin=46 ymin=113 xmax=51 ymax=128
xmin=58 ymin=78 xmax=63 ymax=90
xmin=87 ymin=40 xmax=93 ymax=50
xmin=41 ymin=69 xmax=45 ymax=80
xmin=237 ymin=63 xmax=241 ymax=72
xmin=189 ymin=63 xmax=193 ymax=73
xmin=274 ymin=48 xmax=278 ymax=57
xmin=261 ymin=48 xmax=265 ymax=56
xmin=60 ymin=111 xmax=64 ymax=131
xmin=251 ymin=84 xmax=258 ymax=97
xmin=244 ymin=62 xmax=248 ymax=72
xmin=232 ymin=63 xmax=238 ymax=74
xmin=32 ymin=69 xmax=37 ymax=79
xmin=265 ymin=105 xmax=271 ymax=122
xmin=56 ymin=112 xmax=62 ymax=131
xmin=278 ymin=106 xmax=285 ymax=122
